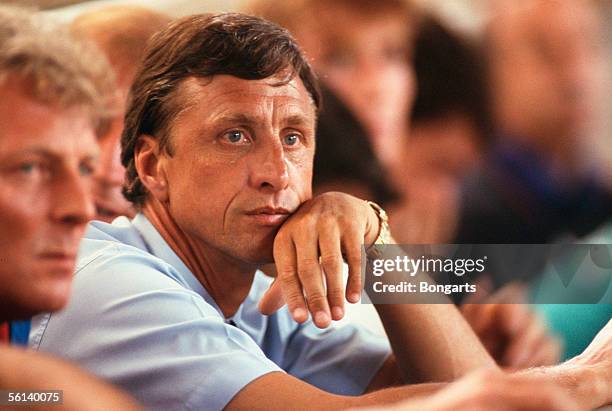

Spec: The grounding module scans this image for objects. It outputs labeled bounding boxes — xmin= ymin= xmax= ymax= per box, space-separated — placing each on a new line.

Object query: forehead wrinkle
xmin=170 ymin=77 xmax=207 ymax=129
xmin=174 ymin=76 xmax=316 ymax=138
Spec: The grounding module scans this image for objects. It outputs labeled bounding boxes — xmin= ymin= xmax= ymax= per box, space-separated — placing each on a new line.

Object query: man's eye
xmin=223 ymin=130 xmax=249 ymax=144
xmin=18 ymin=162 xmax=40 ymax=174
xmin=283 ymin=133 xmax=300 ymax=146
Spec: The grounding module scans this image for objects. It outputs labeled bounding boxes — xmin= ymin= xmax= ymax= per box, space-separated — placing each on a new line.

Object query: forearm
xmin=375 ymin=303 xmax=496 ymax=383
xmin=348 ymin=381 xmax=446 ymax=409
xmin=520 ymin=362 xmax=607 ymax=410
xmin=228 ymin=371 xmax=448 ymax=411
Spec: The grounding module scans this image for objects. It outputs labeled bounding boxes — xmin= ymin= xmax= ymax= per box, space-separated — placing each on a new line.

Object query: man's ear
xmin=134 ymin=135 xmax=169 ymax=204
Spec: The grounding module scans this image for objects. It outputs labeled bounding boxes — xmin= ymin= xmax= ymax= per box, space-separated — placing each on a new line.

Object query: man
xmin=70 ymin=5 xmax=172 ymax=223
xmin=0 ymin=5 xmax=139 ymax=410
xmin=31 ymin=13 xmax=611 ymax=411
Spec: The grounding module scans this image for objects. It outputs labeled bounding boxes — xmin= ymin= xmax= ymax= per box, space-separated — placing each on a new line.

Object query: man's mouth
xmin=37 ymin=250 xmax=79 ymax=275
xmin=245 ymin=207 xmax=292 ymax=227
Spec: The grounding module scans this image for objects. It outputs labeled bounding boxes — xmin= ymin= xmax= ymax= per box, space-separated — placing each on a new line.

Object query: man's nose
xmin=51 ymin=168 xmax=95 ymax=226
xmin=249 ymin=141 xmax=289 ymax=191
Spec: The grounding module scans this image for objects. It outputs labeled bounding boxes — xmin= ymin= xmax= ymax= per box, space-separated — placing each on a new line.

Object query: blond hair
xmin=246 ymin=0 xmax=415 ymax=35
xmin=71 ymin=5 xmax=172 ymax=86
xmin=0 ymin=5 xmax=115 ymax=130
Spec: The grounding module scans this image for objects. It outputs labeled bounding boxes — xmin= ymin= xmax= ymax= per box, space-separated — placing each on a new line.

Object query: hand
xmin=355 ymin=369 xmax=583 ymax=411
xmin=258 ymin=192 xmax=380 ymax=328
xmin=461 ymin=283 xmax=562 ymax=368
xmin=564 ymin=319 xmax=612 ymax=407
xmin=516 ymin=319 xmax=611 ymax=410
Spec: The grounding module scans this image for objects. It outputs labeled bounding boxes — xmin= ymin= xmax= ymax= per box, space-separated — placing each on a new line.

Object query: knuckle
xmin=278 ymin=272 xmax=300 ymax=290
xmin=320 ymin=254 xmax=341 ymax=273
xmin=277 ymin=266 xmax=296 ymax=279
xmin=306 ymin=292 xmax=328 ymax=306
xmin=326 ymin=286 xmax=344 ymax=300
xmin=298 ymin=257 xmax=320 ymax=275
xmin=285 ymin=294 xmax=305 ymax=309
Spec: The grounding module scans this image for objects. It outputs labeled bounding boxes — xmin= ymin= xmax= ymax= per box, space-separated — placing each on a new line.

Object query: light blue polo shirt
xmin=30 ymin=214 xmax=390 ymax=411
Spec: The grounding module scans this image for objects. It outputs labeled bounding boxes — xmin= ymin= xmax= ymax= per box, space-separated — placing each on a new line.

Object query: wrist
xmin=539 ymin=362 xmax=606 ymax=410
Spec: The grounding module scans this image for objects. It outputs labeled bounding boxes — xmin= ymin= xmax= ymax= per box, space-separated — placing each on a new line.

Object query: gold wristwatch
xmin=365 ymin=200 xmax=394 ymax=258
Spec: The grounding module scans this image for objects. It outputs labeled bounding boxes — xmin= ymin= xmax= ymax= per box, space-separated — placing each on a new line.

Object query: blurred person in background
xmin=0 ymin=5 xmax=139 ymax=409
xmin=391 ymin=14 xmax=493 ymax=245
xmin=406 ymin=15 xmax=491 ymax=183
xmin=70 ymin=5 xmax=172 ymax=223
xmin=248 ymin=0 xmax=415 ymax=181
xmin=447 ymin=0 xmax=612 ymax=364
xmin=452 ymin=0 xmax=612 ymax=244
xmin=312 ymin=83 xmax=399 ymax=206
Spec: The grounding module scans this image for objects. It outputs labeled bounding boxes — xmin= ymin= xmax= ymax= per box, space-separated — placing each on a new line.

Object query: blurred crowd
xmin=249 ymin=0 xmax=612 ymax=358
xmin=0 ymin=0 xmax=610 ymax=410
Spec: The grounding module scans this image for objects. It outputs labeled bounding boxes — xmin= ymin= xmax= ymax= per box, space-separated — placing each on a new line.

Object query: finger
xmin=497 ymin=303 xmax=530 ymax=337
xmin=295 ymin=233 xmax=331 ymax=328
xmin=259 ymin=277 xmax=284 ymax=315
xmin=343 ymin=227 xmax=363 ymax=303
xmin=318 ymin=224 xmax=345 ymax=321
xmin=272 ymin=235 xmax=308 ymax=323
xmin=464 ymin=303 xmax=498 ymax=336
xmin=525 ymin=336 xmax=562 ymax=367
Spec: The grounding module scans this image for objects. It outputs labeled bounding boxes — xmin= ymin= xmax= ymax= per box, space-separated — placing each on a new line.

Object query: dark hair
xmin=411 ymin=15 xmax=492 ymax=145
xmin=314 ymin=83 xmax=398 ymax=206
xmin=121 ymin=12 xmax=320 ymax=206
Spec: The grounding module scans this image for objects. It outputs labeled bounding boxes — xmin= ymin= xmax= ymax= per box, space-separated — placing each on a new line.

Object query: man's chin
xmin=233 ymin=240 xmax=275 ymax=267
xmin=240 ymin=248 xmax=274 ymax=266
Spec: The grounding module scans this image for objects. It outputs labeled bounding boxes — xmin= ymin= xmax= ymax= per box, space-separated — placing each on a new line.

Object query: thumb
xmin=258 ymin=278 xmax=286 ymax=315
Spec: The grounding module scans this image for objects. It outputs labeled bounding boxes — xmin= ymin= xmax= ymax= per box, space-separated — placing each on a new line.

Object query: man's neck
xmin=143 ymin=199 xmax=257 ymax=318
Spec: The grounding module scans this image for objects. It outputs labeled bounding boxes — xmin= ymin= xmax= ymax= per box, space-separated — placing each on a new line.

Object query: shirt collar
xmin=130 ymin=213 xmax=273 ymax=322
xmin=131 ymin=213 xmax=224 ymax=315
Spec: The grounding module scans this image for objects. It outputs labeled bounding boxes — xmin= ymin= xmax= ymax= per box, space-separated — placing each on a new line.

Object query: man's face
xmin=93 ymin=89 xmax=134 ymax=223
xmin=490 ymin=0 xmax=605 ymax=146
xmin=296 ymin=6 xmax=414 ymax=145
xmin=0 ymin=80 xmax=97 ymax=320
xmin=157 ymin=74 xmax=316 ymax=264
